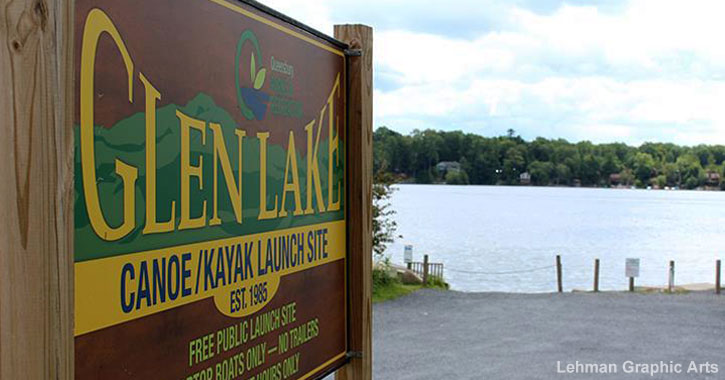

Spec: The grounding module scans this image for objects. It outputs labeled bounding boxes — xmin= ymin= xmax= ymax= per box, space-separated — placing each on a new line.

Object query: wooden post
xmin=335 ymin=24 xmax=373 ymax=380
xmin=593 ymin=259 xmax=600 ymax=292
xmin=629 ymin=277 xmax=635 ymax=292
xmin=556 ymin=255 xmax=563 ymax=293
xmin=0 ymin=1 xmax=74 ymax=379
xmin=422 ymin=254 xmax=429 ymax=286
xmin=716 ymin=260 xmax=721 ymax=295
xmin=668 ymin=260 xmax=675 ymax=293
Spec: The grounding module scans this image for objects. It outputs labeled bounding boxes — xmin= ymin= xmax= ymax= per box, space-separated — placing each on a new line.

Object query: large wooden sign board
xmin=72 ymin=0 xmax=349 ymax=378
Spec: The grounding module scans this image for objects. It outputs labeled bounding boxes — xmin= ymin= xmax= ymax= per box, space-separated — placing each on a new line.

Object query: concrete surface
xmin=371 ymin=289 xmax=725 ymax=379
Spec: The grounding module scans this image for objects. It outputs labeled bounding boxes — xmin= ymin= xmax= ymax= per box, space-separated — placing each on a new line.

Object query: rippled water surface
xmin=383 ymin=185 xmax=725 ymax=292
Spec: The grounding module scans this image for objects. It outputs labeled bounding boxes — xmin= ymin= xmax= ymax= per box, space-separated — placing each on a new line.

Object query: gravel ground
xmin=372 ymin=289 xmax=725 ymax=380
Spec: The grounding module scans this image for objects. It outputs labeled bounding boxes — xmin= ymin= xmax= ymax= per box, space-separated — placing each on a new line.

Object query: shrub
xmin=372 ymin=266 xmax=396 ymax=289
xmin=426 ymin=275 xmax=449 ymax=289
xmin=445 ymin=170 xmax=469 ymax=185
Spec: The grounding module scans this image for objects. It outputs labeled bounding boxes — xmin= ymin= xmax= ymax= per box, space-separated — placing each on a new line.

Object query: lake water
xmin=383 ymin=185 xmax=725 ymax=292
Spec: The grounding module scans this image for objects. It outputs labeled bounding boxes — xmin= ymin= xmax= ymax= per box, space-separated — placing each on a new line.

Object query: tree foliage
xmin=374 ymin=126 xmax=725 ymax=189
xmin=372 ymin=170 xmax=399 ymax=260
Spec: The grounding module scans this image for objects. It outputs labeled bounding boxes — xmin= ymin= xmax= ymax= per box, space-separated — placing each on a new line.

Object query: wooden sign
xmin=73 ymin=0 xmax=349 ymax=378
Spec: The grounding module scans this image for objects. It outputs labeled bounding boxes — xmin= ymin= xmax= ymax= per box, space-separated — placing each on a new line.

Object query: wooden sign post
xmin=556 ymin=255 xmax=563 ymax=293
xmin=1 ymin=2 xmax=372 ymax=380
xmin=1 ymin=1 xmax=75 ymax=378
xmin=334 ymin=24 xmax=373 ymax=380
xmin=717 ymin=260 xmax=721 ymax=295
xmin=626 ymin=258 xmax=640 ymax=292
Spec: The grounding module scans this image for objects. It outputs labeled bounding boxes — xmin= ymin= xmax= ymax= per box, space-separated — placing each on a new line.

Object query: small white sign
xmin=625 ymin=258 xmax=640 ymax=278
xmin=404 ymin=245 xmax=413 ymax=263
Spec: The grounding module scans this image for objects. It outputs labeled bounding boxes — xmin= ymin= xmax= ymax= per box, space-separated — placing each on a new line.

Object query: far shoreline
xmin=391 ymin=182 xmax=725 ymax=192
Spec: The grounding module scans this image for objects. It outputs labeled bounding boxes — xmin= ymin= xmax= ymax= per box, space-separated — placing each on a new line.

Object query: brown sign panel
xmin=73 ymin=0 xmax=347 ymax=378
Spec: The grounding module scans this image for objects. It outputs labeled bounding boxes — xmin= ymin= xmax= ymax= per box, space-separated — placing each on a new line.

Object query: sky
xmin=263 ymin=0 xmax=725 ymax=146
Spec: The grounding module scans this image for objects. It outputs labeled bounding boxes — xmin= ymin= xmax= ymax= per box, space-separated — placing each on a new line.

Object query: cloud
xmin=262 ymin=0 xmax=725 ymax=146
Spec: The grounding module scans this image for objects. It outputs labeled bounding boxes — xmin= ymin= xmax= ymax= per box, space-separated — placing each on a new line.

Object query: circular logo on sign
xmin=235 ymin=30 xmax=269 ymax=120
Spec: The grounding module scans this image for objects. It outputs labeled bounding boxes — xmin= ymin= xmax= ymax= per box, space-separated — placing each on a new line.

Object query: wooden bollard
xmin=593 ymin=259 xmax=600 ymax=292
xmin=716 ymin=260 xmax=721 ymax=295
xmin=668 ymin=260 xmax=675 ymax=293
xmin=423 ymin=254 xmax=429 ymax=286
xmin=556 ymin=255 xmax=563 ymax=293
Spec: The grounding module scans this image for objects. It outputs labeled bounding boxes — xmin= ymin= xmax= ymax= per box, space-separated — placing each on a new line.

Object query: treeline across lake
xmin=374 ymin=127 xmax=725 ymax=189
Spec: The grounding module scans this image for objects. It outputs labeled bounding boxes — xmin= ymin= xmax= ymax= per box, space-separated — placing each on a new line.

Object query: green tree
xmin=654 ymin=174 xmax=667 ymax=188
xmin=410 ymin=129 xmax=441 ymax=184
xmin=619 ymin=168 xmax=635 ymax=186
xmin=445 ymin=170 xmax=470 ymax=185
xmin=676 ymin=154 xmax=704 ymax=189
xmin=502 ymin=145 xmax=527 ymax=184
xmin=554 ymin=163 xmax=571 ymax=185
xmin=662 ymin=163 xmax=680 ymax=187
xmin=372 ymin=170 xmax=399 ymax=259
xmin=371 ymin=126 xmax=725 ymax=191
xmin=528 ymin=161 xmax=553 ymax=185
xmin=600 ymin=153 xmax=622 ymax=177
xmin=632 ymin=152 xmax=656 ymax=185
xmin=580 ymin=154 xmax=601 ymax=185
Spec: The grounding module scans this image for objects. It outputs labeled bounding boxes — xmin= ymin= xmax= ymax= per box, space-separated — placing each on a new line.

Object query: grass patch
xmin=426 ymin=275 xmax=448 ymax=289
xmin=372 ymin=267 xmax=448 ymax=303
xmin=373 ymin=282 xmax=422 ymax=303
xmin=636 ymin=286 xmax=691 ymax=294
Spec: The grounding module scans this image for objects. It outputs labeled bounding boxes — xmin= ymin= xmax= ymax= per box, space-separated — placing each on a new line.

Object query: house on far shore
xmin=609 ymin=173 xmax=621 ymax=186
xmin=436 ymin=161 xmax=461 ymax=174
xmin=519 ymin=172 xmax=531 ymax=185
xmin=706 ymin=171 xmax=721 ymax=186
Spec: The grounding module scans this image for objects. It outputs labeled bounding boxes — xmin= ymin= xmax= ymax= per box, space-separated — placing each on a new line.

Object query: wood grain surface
xmin=0 ymin=0 xmax=74 ymax=378
xmin=334 ymin=24 xmax=373 ymax=380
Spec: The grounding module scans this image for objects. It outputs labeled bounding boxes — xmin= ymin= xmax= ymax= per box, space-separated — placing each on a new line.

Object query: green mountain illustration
xmin=75 ymin=93 xmax=344 ymax=262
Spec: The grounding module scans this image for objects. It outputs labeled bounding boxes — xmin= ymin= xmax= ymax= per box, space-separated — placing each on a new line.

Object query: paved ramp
xmin=373 ymin=290 xmax=725 ymax=379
